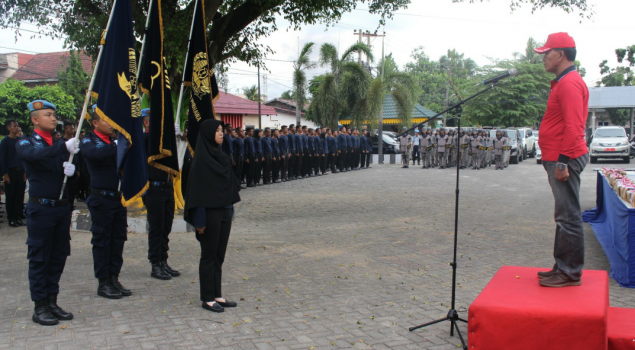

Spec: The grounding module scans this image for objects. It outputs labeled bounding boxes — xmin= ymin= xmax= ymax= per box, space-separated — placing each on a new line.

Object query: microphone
xmin=482 ymin=68 xmax=518 ymax=85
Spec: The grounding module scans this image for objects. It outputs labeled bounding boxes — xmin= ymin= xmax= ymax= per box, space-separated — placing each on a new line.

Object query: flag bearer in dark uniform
xmin=1 ymin=120 xmax=26 ymax=227
xmin=142 ymin=108 xmax=180 ymax=281
xmin=271 ymin=129 xmax=281 ymax=183
xmin=261 ymin=128 xmax=273 ymax=184
xmin=17 ymin=100 xmax=78 ymax=326
xmin=278 ymin=128 xmax=288 ymax=182
xmin=232 ymin=127 xmax=245 ymax=184
xmin=80 ymin=112 xmax=131 ymax=299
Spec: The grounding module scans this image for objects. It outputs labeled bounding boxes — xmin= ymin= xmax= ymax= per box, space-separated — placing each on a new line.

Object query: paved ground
xmin=1 ymin=157 xmax=633 ymax=350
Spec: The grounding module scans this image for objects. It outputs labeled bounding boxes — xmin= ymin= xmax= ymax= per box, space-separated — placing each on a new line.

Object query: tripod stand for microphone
xmin=403 ymin=83 xmax=500 ymax=350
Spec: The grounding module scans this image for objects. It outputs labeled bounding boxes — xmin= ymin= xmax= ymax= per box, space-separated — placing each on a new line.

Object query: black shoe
xmin=150 ymin=263 xmax=172 ymax=280
xmin=161 ymin=260 xmax=180 ymax=277
xmin=97 ymin=278 xmax=122 ymax=299
xmin=215 ymin=298 xmax=237 ymax=307
xmin=17 ymin=219 xmax=25 ymax=226
xmin=9 ymin=221 xmax=20 ymax=227
xmin=32 ymin=299 xmax=58 ymax=326
xmin=247 ymin=183 xmax=255 ymax=188
xmin=202 ymin=301 xmax=224 ymax=313
xmin=110 ymin=275 xmax=132 ymax=296
xmin=47 ymin=294 xmax=73 ymax=320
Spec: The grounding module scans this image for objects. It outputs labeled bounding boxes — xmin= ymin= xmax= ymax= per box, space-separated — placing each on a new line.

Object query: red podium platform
xmin=468 ymin=266 xmax=609 ymax=350
xmin=608 ymin=307 xmax=635 ymax=350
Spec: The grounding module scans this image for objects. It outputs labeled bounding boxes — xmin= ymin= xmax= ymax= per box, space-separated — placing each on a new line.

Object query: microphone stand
xmin=407 ymin=82 xmax=499 ymax=350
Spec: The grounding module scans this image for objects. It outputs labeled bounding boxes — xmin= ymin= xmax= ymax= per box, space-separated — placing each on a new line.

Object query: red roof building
xmin=215 ymin=91 xmax=276 ymax=129
xmin=9 ymin=51 xmax=93 ymax=87
xmin=0 ymin=52 xmax=35 ymax=84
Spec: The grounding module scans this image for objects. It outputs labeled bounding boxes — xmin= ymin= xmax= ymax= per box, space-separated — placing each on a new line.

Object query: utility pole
xmin=258 ymin=65 xmax=262 ymax=129
xmin=444 ymin=65 xmax=450 ymax=127
xmin=353 ymin=30 xmax=385 ymax=75
xmin=378 ymin=29 xmax=386 ymax=164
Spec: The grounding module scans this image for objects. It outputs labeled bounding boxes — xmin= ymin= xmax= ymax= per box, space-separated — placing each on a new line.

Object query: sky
xmin=1 ymin=0 xmax=633 ymax=102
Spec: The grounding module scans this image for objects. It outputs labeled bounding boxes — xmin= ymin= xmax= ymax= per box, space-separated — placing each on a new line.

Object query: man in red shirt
xmin=535 ymin=33 xmax=590 ymax=287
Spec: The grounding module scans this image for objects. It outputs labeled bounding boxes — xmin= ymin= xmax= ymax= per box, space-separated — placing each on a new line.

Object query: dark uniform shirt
xmin=261 ymin=136 xmax=273 ymax=155
xmin=232 ymin=136 xmax=245 ymax=157
xmin=80 ymin=132 xmax=119 ymax=191
xmin=337 ymin=133 xmax=347 ymax=151
xmin=244 ymin=136 xmax=256 ymax=157
xmin=16 ymin=133 xmax=73 ymax=199
xmin=254 ymin=137 xmax=262 ymax=155
xmin=0 ymin=136 xmax=23 ymax=171
xmin=271 ymin=137 xmax=280 ymax=158
xmin=288 ymin=133 xmax=296 ymax=152
xmin=328 ymin=136 xmax=336 ymax=154
xmin=301 ymin=134 xmax=309 ymax=151
xmin=347 ymin=135 xmax=354 ymax=149
xmin=222 ymin=134 xmax=233 ymax=158
xmin=279 ymin=135 xmax=288 ymax=154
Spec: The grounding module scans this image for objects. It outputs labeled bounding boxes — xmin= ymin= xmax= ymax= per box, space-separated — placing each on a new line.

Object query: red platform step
xmin=608 ymin=307 xmax=635 ymax=350
xmin=468 ymin=266 xmax=609 ymax=350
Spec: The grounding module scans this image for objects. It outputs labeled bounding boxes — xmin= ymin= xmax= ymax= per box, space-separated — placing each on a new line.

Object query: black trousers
xmin=233 ymin=154 xmax=243 ymax=182
xmin=144 ymin=186 xmax=175 ymax=264
xmin=254 ymin=153 xmax=263 ymax=184
xmin=302 ymin=150 xmax=310 ymax=176
xmin=287 ymin=153 xmax=295 ymax=179
xmin=329 ymin=154 xmax=337 ymax=172
xmin=366 ymin=152 xmax=371 ymax=167
xmin=360 ymin=151 xmax=367 ymax=168
xmin=295 ymin=152 xmax=303 ymax=177
xmin=320 ymin=154 xmax=327 ymax=173
xmin=339 ymin=151 xmax=346 ymax=170
xmin=272 ymin=156 xmax=280 ymax=181
xmin=278 ymin=156 xmax=287 ymax=180
xmin=26 ymin=202 xmax=71 ymax=301
xmin=263 ymin=154 xmax=272 ymax=183
xmin=5 ymin=167 xmax=26 ymax=221
xmin=245 ymin=155 xmax=255 ymax=185
xmin=197 ymin=207 xmax=232 ymax=302
xmin=86 ymin=194 xmax=127 ymax=278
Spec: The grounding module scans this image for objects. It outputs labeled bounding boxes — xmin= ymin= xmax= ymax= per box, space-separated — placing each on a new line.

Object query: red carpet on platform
xmin=468 ymin=266 xmax=609 ymax=350
xmin=608 ymin=307 xmax=635 ymax=350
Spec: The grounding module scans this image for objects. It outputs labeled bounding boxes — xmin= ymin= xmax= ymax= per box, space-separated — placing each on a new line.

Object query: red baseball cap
xmin=534 ymin=32 xmax=576 ymax=54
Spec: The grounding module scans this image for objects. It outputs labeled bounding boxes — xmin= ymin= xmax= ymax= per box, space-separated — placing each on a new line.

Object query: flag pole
xmin=59 ymin=0 xmax=120 ymax=200
xmin=174 ymin=0 xmax=199 ymax=127
xmin=136 ymin=0 xmax=154 ymax=78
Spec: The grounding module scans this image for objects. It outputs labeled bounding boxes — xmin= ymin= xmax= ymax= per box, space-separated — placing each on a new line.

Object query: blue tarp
xmin=582 ymin=173 xmax=635 ymax=288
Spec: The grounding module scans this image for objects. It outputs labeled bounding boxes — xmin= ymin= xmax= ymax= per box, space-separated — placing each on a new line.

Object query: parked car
xmin=536 ymin=142 xmax=542 ymax=164
xmin=514 ymin=127 xmax=536 ymax=158
xmin=505 ymin=129 xmax=523 ymax=164
xmin=371 ymin=134 xmax=399 ymax=154
xmin=589 ymin=126 xmax=630 ymax=164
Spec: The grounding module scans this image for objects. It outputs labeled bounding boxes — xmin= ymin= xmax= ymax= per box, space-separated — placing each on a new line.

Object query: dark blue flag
xmin=183 ymin=0 xmax=220 ymax=152
xmin=91 ymin=0 xmax=148 ymax=206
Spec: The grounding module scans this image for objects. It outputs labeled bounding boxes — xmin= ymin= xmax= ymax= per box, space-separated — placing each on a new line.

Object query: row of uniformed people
xmin=400 ymin=128 xmax=513 ymax=170
xmin=223 ymin=124 xmax=373 ymax=188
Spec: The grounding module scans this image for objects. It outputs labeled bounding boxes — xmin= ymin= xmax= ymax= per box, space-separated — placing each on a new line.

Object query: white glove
xmin=63 ymin=162 xmax=76 ymax=177
xmin=175 ymin=123 xmax=183 ymax=137
xmin=65 ymin=138 xmax=79 ymax=154
xmin=114 ymin=139 xmax=118 ymax=146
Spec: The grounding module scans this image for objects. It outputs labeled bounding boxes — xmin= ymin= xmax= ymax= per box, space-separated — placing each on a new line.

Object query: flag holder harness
xmin=396 ymin=81 xmax=500 ymax=350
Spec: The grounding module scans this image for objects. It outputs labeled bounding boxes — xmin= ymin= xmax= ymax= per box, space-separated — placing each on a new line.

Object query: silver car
xmin=589 ymin=126 xmax=630 ymax=164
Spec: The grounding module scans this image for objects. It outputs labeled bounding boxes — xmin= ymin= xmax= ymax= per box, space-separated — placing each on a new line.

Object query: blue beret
xmin=28 ymin=100 xmax=56 ymax=112
xmin=414 ymin=129 xmax=420 ymax=133
xmin=141 ymin=108 xmax=150 ymax=117
xmin=92 ymin=104 xmax=97 ymax=110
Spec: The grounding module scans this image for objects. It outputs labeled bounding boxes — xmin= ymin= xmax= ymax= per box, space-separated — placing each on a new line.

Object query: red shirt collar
xmin=94 ymin=130 xmax=111 ymax=144
xmin=33 ymin=129 xmax=53 ymax=146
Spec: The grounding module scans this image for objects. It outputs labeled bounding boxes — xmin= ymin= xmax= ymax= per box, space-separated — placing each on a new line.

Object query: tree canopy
xmin=0 ymin=79 xmax=76 ymax=128
xmin=0 ymin=0 xmax=592 ymax=86
xmin=57 ymin=50 xmax=90 ymax=118
xmin=597 ymin=45 xmax=635 ymax=125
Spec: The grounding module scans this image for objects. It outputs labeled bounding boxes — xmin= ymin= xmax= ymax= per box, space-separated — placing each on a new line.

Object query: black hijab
xmin=254 ymin=129 xmax=262 ymax=140
xmin=184 ymin=119 xmax=240 ymax=223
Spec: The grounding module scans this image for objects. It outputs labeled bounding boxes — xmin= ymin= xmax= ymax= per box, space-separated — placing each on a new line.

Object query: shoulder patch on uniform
xmin=82 ymin=138 xmax=91 ymax=144
xmin=19 ymin=139 xmax=30 ymax=146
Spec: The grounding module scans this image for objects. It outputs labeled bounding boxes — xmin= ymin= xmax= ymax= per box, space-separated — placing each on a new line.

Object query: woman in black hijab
xmin=184 ymin=119 xmax=240 ymax=313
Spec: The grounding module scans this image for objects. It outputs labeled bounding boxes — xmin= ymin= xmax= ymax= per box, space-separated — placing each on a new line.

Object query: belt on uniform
xmin=29 ymin=196 xmax=68 ymax=207
xmin=91 ymin=187 xmax=122 ymax=199
xmin=150 ymin=181 xmax=172 ymax=188
xmin=461 ymin=144 xmax=468 ymax=148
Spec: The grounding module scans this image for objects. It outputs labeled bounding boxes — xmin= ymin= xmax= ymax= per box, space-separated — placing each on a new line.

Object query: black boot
xmin=97 ymin=277 xmax=122 ymax=299
xmin=161 ymin=260 xmax=180 ymax=277
xmin=32 ymin=299 xmax=58 ymax=326
xmin=110 ymin=275 xmax=132 ymax=297
xmin=150 ymin=262 xmax=171 ymax=280
xmin=47 ymin=294 xmax=73 ymax=320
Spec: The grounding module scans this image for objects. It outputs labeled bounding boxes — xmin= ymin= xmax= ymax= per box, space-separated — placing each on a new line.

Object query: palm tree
xmin=513 ymin=38 xmax=543 ymax=64
xmin=242 ymin=85 xmax=260 ymax=102
xmin=293 ymin=42 xmax=316 ymax=125
xmin=309 ymin=42 xmax=373 ymax=128
xmin=364 ymin=54 xmax=417 ymax=158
